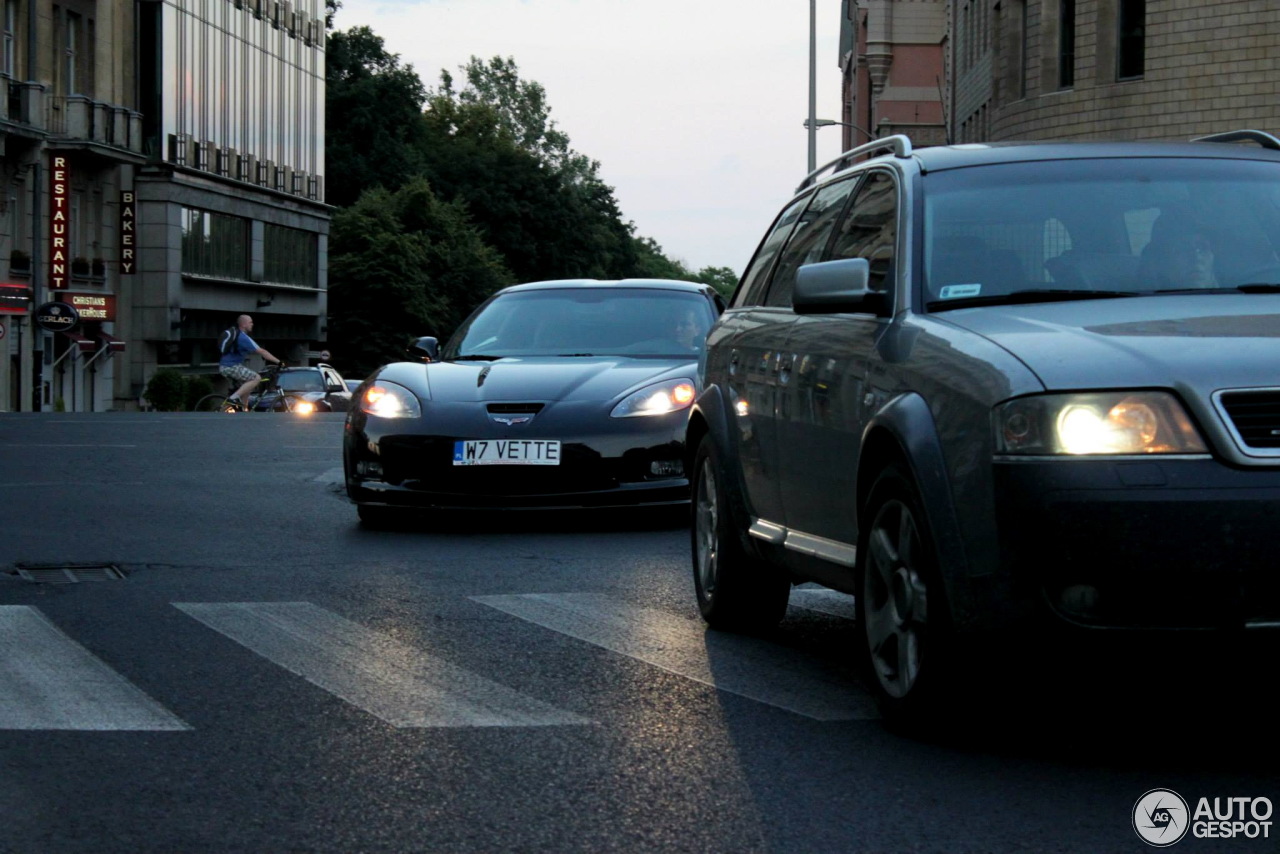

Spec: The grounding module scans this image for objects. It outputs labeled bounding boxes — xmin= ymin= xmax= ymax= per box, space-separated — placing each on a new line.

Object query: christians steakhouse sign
xmin=49 ymin=155 xmax=70 ymax=290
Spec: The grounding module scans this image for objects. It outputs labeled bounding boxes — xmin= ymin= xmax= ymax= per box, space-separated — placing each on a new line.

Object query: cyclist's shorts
xmin=220 ymin=364 xmax=260 ymax=384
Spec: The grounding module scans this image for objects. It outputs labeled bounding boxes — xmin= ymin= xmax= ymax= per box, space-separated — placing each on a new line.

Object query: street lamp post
xmin=808 ymin=0 xmax=817 ymax=173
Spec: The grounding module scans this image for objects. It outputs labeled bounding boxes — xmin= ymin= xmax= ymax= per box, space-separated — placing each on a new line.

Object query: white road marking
xmin=471 ymin=592 xmax=877 ymax=721
xmin=174 ymin=602 xmax=590 ymax=728
xmin=0 ymin=606 xmax=190 ymax=731
xmin=790 ymin=588 xmax=858 ymax=619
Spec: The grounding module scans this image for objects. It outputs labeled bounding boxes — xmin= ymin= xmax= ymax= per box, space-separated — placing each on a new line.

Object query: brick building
xmin=840 ymin=0 xmax=949 ymax=152
xmin=952 ymin=0 xmax=1280 ymax=143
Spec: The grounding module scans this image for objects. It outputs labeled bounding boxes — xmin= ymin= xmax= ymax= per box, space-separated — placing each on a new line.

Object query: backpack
xmin=219 ymin=326 xmax=241 ymax=356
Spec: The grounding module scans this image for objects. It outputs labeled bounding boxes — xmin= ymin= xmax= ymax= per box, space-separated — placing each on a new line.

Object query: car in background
xmin=253 ymin=363 xmax=354 ymax=413
xmin=343 ymin=279 xmax=722 ymax=525
xmin=345 ymin=378 xmax=364 ymax=394
xmin=687 ymin=130 xmax=1280 ymax=728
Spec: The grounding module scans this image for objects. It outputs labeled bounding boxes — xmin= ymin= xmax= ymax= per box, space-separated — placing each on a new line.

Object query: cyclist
xmin=219 ymin=314 xmax=286 ymax=410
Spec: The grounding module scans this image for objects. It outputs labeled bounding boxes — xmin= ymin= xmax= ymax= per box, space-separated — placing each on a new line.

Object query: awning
xmin=61 ymin=331 xmax=95 ymax=354
xmin=97 ymin=332 xmax=126 ymax=353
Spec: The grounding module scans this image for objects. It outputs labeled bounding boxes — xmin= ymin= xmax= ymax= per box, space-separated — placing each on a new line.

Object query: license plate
xmin=453 ymin=439 xmax=561 ymax=466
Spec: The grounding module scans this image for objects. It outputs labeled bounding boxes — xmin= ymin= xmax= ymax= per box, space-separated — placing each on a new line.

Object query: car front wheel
xmin=857 ymin=464 xmax=952 ymax=728
xmin=691 ymin=435 xmax=789 ymax=632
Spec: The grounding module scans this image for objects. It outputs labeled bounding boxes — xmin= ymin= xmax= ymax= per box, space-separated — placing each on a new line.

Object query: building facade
xmin=951 ymin=0 xmax=1280 ymax=144
xmin=1 ymin=0 xmax=328 ymax=412
xmin=839 ymin=0 xmax=948 ymax=153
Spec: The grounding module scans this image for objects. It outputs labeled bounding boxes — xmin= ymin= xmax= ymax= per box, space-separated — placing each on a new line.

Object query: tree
xmin=325 ymin=27 xmax=430 ymax=209
xmin=327 ymin=178 xmax=512 ymax=375
xmin=419 ymin=57 xmax=638 ymax=283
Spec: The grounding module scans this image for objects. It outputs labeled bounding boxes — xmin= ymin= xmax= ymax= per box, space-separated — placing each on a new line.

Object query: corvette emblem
xmin=492 ymin=415 xmax=532 ymax=425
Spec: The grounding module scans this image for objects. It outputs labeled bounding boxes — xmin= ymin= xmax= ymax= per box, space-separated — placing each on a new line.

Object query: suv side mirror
xmin=408 ymin=336 xmax=440 ymax=362
xmin=793 ymin=258 xmax=889 ymax=316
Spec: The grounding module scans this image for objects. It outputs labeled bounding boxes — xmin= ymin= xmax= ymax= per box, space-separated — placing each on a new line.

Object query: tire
xmin=691 ymin=434 xmax=790 ymax=632
xmin=856 ymin=464 xmax=953 ymax=729
xmin=193 ymin=394 xmax=235 ymax=413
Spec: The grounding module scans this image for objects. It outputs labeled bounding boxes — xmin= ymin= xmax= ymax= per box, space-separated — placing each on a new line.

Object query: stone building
xmin=1 ymin=0 xmax=329 ymax=411
xmin=951 ymin=0 xmax=1280 ymax=144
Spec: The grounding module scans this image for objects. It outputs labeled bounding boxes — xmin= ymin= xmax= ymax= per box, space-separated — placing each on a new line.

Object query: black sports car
xmin=343 ymin=279 xmax=723 ymax=523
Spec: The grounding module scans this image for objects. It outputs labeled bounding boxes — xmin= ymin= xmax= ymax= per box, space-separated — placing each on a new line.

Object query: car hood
xmin=376 ymin=356 xmax=697 ymax=403
xmin=937 ymin=295 xmax=1280 ymax=390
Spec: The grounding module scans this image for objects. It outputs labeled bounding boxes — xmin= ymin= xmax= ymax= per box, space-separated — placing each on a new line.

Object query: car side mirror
xmin=408 ymin=336 xmax=440 ymax=362
xmin=325 ymin=380 xmax=344 ymax=392
xmin=792 ymin=258 xmax=889 ymax=316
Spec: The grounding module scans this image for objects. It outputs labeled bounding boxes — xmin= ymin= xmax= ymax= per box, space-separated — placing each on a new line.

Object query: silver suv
xmin=687 ymin=131 xmax=1280 ymax=726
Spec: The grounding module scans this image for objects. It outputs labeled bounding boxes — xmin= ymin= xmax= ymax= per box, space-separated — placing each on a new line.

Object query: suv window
xmin=829 ymin=169 xmax=898 ymax=295
xmin=763 ymin=177 xmax=859 ymax=308
xmin=732 ymin=194 xmax=811 ymax=308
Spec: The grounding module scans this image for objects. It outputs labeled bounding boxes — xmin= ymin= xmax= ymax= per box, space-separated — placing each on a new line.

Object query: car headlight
xmin=360 ymin=382 xmax=422 ymax=418
xmin=611 ymin=379 xmax=697 ymax=418
xmin=995 ymin=391 xmax=1206 ymax=455
xmin=293 ymin=400 xmax=316 ymax=415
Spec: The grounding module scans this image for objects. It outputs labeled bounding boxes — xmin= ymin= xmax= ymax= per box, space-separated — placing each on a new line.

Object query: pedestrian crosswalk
xmin=1 ymin=591 xmax=874 ymax=731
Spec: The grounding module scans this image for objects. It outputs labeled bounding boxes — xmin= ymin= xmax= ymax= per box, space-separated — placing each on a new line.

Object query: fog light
xmin=650 ymin=460 xmax=684 ymax=477
xmin=1059 ymin=584 xmax=1100 ymax=618
xmin=356 ymin=461 xmax=384 ymax=477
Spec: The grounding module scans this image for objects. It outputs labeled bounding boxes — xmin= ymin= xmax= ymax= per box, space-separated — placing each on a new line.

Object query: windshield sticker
xmin=939 ymin=284 xmax=983 ymax=299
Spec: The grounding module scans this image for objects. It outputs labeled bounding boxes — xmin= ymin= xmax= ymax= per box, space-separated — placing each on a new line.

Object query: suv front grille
xmin=1216 ymin=389 xmax=1280 ymax=451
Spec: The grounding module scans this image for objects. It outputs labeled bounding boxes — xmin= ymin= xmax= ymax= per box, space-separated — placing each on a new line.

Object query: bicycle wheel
xmin=193 ymin=394 xmax=236 ymax=413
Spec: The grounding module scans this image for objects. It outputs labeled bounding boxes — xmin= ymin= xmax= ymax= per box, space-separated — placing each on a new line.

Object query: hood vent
xmin=487 ymin=403 xmax=544 ymax=415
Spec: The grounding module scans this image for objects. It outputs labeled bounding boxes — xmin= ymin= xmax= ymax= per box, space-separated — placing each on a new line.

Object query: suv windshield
xmin=922 ymin=157 xmax=1280 ymax=310
xmin=446 ymin=288 xmax=715 ymax=359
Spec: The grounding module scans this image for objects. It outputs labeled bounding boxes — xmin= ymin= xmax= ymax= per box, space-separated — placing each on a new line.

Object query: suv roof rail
xmin=1191 ymin=129 xmax=1280 ymax=151
xmin=795 ymin=134 xmax=914 ymax=193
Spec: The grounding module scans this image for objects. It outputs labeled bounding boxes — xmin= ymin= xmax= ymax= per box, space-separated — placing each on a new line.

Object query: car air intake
xmin=487 ymin=403 xmax=545 ymax=414
xmin=1218 ymin=390 xmax=1280 ymax=448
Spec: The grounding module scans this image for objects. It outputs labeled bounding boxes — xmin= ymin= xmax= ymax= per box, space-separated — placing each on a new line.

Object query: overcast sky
xmin=330 ymin=0 xmax=848 ymax=276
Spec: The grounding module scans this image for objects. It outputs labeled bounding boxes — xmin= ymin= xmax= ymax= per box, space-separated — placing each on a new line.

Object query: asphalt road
xmin=0 ymin=412 xmax=1276 ymax=853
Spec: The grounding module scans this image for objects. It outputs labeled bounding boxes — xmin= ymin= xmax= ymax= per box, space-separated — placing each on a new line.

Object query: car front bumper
xmin=993 ymin=457 xmax=1280 ymax=631
xmin=345 ymin=420 xmax=691 ymax=510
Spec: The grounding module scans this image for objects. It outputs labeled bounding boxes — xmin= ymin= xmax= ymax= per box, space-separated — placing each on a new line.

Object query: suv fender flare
xmin=859 ymin=392 xmax=974 ymax=628
xmin=687 ymin=384 xmax=768 ymax=562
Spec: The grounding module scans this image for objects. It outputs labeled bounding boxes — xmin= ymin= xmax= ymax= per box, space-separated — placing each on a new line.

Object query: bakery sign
xmin=57 ymin=291 xmax=116 ymax=321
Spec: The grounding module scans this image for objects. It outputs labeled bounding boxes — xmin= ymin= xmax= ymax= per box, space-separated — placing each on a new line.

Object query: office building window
xmin=3 ymin=0 xmax=16 ymax=77
xmin=64 ymin=10 xmax=78 ymax=94
xmin=263 ymin=223 xmax=317 ymax=288
xmin=1117 ymin=0 xmax=1145 ymax=80
xmin=1058 ymin=0 xmax=1075 ymax=89
xmin=181 ymin=207 xmax=249 ymax=279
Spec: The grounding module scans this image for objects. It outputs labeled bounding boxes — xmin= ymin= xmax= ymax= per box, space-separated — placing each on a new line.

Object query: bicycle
xmin=192 ymin=363 xmax=300 ymax=413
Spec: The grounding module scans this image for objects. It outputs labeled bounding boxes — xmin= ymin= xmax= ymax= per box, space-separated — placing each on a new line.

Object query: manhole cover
xmin=13 ymin=563 xmax=126 ymax=583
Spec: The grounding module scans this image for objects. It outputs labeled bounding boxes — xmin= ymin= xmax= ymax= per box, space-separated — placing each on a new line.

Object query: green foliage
xmin=328 ymin=178 xmax=512 ymax=376
xmin=144 ymin=368 xmax=187 ymax=412
xmin=322 ymin=37 xmax=736 ymax=352
xmin=324 ymin=27 xmax=429 ymax=208
xmin=184 ymin=375 xmax=215 ymax=411
xmin=691 ymin=266 xmax=740 ymax=299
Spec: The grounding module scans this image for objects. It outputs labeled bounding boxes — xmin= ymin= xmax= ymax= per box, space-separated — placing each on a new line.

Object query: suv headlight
xmin=360 ymin=382 xmax=422 ymax=418
xmin=995 ymin=391 xmax=1207 ymax=455
xmin=611 ymin=379 xmax=696 ymax=418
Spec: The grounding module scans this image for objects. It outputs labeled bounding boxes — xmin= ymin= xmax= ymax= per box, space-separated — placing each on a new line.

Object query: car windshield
xmin=922 ymin=157 xmax=1280 ymax=311
xmin=445 ymin=287 xmax=716 ymax=359
xmin=276 ymin=371 xmax=326 ymax=392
